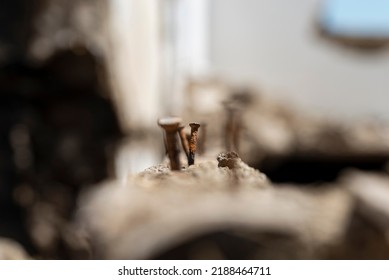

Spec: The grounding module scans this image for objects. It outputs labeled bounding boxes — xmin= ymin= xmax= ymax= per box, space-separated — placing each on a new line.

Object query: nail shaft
xmin=188 ymin=123 xmax=200 ymax=166
xmin=225 ymin=107 xmax=234 ymax=151
xmin=223 ymin=102 xmax=242 ymax=153
xmin=158 ymin=117 xmax=182 ymax=171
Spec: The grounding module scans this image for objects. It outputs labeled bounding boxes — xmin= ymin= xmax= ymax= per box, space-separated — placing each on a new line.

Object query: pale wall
xmin=209 ymin=0 xmax=389 ymax=120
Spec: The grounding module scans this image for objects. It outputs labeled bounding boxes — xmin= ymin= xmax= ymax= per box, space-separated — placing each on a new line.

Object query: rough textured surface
xmin=76 ymin=156 xmax=355 ymax=259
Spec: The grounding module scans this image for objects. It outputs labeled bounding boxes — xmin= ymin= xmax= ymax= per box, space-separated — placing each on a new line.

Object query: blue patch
xmin=320 ymin=0 xmax=389 ymax=38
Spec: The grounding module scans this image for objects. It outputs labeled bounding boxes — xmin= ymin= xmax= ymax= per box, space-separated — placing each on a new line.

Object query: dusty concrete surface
xmin=75 ymin=155 xmax=359 ymax=259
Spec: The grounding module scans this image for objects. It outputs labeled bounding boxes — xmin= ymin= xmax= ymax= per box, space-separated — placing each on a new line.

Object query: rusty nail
xmin=178 ymin=125 xmax=190 ymax=160
xmin=223 ymin=101 xmax=242 ymax=153
xmin=217 ymin=151 xmax=240 ymax=188
xmin=188 ymin=123 xmax=200 ymax=165
xmin=158 ymin=117 xmax=182 ymax=170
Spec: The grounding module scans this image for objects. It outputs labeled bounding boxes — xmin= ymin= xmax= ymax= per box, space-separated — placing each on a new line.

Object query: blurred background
xmin=2 ymin=0 xmax=389 ymax=259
